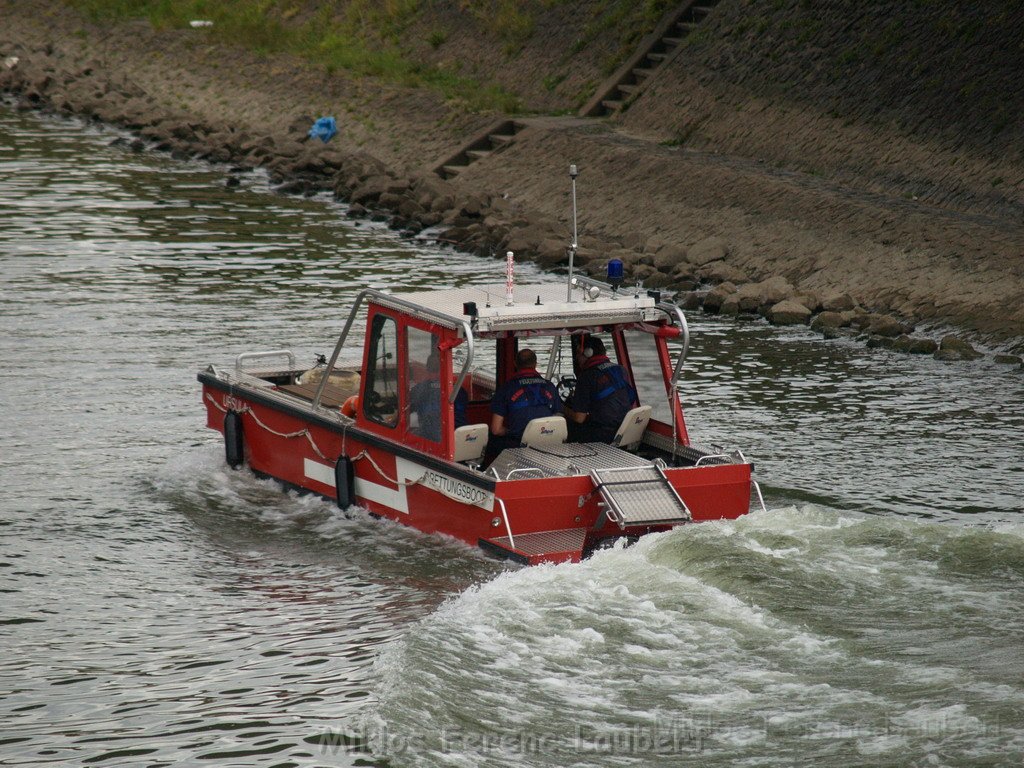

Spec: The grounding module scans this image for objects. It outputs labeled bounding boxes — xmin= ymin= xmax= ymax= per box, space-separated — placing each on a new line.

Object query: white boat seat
xmin=453 ymin=423 xmax=489 ymax=464
xmin=520 ymin=415 xmax=568 ymax=448
xmin=612 ymin=405 xmax=652 ymax=449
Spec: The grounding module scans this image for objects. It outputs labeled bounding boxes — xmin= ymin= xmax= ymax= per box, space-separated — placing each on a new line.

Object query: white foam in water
xmin=150 ymin=444 xmax=485 ymax=576
xmin=367 ymin=510 xmax=1024 ymax=766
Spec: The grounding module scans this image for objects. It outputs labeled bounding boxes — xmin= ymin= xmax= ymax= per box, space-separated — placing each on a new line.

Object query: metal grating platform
xmin=591 ymin=465 xmax=691 ymax=527
xmin=480 ymin=527 xmax=588 ymax=565
xmin=641 ymin=431 xmax=745 ymax=467
xmin=489 ymin=442 xmax=650 ymax=480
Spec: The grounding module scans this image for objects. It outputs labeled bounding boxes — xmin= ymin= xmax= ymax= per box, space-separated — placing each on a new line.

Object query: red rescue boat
xmin=198 ymin=269 xmax=765 ymax=565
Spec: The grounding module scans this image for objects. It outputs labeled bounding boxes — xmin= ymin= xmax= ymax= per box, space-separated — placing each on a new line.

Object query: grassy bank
xmin=66 ymin=0 xmax=677 ymax=113
xmin=67 ymin=0 xmax=526 ymax=112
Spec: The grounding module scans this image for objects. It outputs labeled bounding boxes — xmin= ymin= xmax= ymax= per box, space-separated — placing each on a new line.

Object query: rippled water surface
xmin=1 ymin=106 xmax=1022 ymax=767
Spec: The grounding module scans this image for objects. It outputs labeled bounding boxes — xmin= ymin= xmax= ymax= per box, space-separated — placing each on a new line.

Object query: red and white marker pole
xmin=505 ymin=250 xmax=515 ymax=306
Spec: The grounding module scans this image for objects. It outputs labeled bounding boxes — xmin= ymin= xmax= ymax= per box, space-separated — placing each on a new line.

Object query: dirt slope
xmin=1 ymin=0 xmax=1022 ymax=346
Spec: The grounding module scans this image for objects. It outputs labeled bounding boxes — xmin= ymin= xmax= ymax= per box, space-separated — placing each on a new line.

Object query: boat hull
xmin=201 ymin=378 xmax=752 ymax=564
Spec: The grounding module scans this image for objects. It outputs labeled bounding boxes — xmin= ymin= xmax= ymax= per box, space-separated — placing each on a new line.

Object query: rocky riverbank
xmin=2 ymin=1 xmax=1022 ymax=363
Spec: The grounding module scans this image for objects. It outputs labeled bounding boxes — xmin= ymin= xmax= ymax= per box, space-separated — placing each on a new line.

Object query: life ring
xmin=340 ymin=395 xmax=358 ymax=417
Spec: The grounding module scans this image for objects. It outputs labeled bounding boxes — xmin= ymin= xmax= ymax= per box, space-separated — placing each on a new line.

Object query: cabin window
xmin=453 ymin=337 xmax=497 ymax=404
xmin=364 ymin=313 xmax=400 ymax=428
xmin=535 ymin=335 xmax=574 ymax=383
xmin=406 ymin=328 xmax=441 ymax=442
xmin=622 ymin=330 xmax=673 ymax=423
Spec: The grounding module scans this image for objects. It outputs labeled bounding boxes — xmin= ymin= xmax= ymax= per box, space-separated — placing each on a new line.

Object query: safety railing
xmin=505 ymin=467 xmax=549 ymax=481
xmin=751 ymin=480 xmax=768 ymax=514
xmin=235 ymin=349 xmax=296 ymax=371
xmin=494 ymin=497 xmax=516 ymax=549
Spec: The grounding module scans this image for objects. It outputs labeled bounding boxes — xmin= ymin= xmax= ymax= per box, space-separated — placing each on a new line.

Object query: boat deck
xmin=271 ymin=368 xmax=360 ymax=410
xmin=276 ymin=381 xmax=356 ymax=409
xmin=489 ymin=442 xmax=650 ymax=480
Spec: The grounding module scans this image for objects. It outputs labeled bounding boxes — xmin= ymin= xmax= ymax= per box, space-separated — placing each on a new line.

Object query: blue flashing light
xmin=607 ymin=258 xmax=624 ymax=290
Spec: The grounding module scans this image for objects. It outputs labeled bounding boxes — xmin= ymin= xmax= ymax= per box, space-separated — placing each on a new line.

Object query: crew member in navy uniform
xmin=489 ymin=348 xmax=560 ymax=452
xmin=564 ymin=336 xmax=636 ymax=443
xmin=410 ymin=352 xmax=467 ymax=441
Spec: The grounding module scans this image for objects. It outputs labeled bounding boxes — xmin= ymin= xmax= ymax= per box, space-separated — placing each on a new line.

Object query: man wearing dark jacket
xmin=490 ymin=348 xmax=560 ymax=452
xmin=564 ymin=336 xmax=635 ymax=443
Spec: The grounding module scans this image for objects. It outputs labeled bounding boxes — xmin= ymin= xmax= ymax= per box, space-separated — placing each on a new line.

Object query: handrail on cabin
xmin=312 ymin=289 xmax=475 ymax=410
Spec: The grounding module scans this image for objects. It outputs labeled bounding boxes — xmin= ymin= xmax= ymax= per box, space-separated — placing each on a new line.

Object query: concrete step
xmin=579 ymin=1 xmax=720 ymax=118
xmin=431 ymin=118 xmax=523 ymax=178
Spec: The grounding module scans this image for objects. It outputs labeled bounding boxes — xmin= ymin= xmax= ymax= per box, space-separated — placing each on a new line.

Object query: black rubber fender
xmin=334 ymin=455 xmax=355 ymax=509
xmin=224 ymin=410 xmax=245 ymax=469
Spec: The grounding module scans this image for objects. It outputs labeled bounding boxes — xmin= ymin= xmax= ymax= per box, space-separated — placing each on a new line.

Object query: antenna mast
xmin=566 ymin=163 xmax=579 ymax=302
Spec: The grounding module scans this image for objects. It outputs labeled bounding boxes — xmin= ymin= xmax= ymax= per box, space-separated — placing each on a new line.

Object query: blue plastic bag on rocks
xmin=308 ymin=116 xmax=337 ymax=143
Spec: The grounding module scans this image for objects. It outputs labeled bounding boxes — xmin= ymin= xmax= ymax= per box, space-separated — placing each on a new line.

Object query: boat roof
xmin=371 ymin=282 xmax=665 ymax=334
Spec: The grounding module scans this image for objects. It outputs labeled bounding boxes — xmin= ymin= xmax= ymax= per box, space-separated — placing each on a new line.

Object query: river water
xmin=1 ymin=105 xmax=1022 ymax=767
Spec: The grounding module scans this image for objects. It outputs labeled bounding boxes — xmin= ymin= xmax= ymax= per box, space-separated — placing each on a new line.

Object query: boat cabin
xmin=313 ymin=278 xmax=691 ymax=467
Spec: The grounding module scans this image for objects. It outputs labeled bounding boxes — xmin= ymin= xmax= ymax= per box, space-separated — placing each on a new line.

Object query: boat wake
xmin=367 ymin=508 xmax=1024 ymax=766
xmin=149 ymin=450 xmax=1024 ymax=765
xmin=149 ymin=444 xmax=503 ymax=582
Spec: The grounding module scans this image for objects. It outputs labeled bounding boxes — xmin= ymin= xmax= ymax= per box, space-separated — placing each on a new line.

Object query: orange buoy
xmin=340 ymin=395 xmax=358 ymax=417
